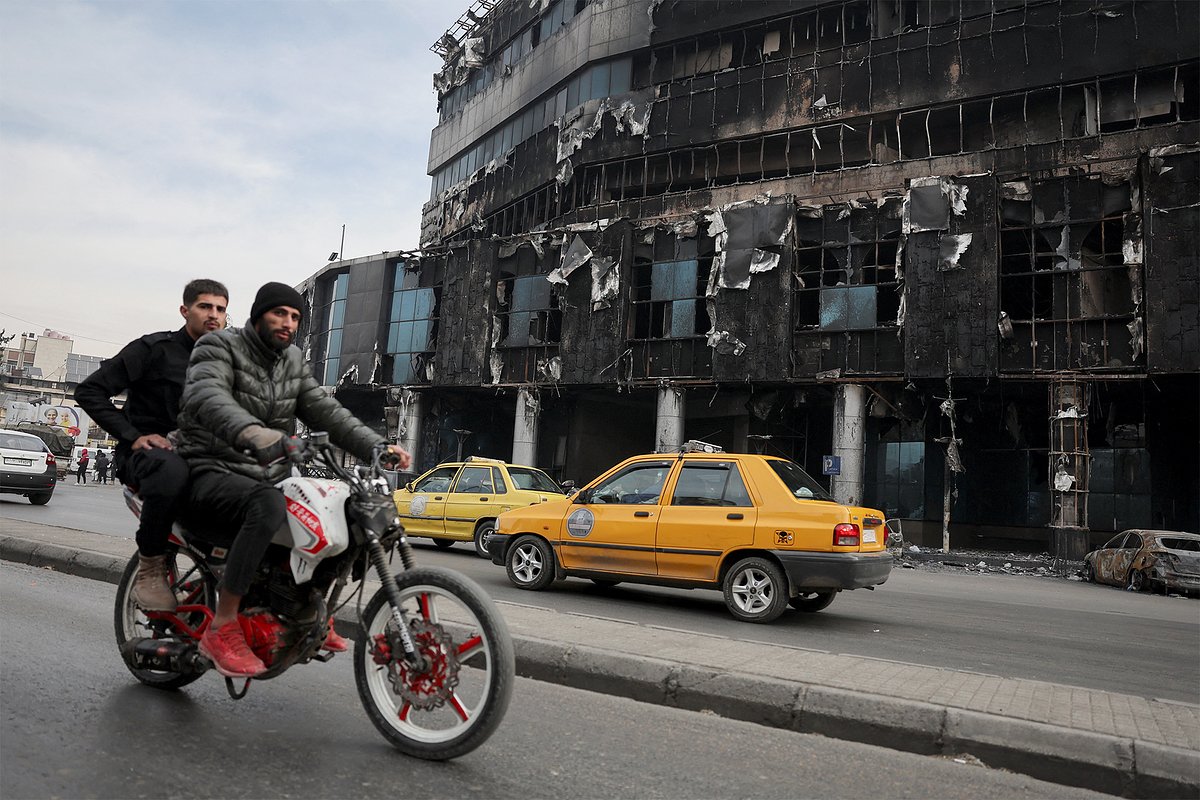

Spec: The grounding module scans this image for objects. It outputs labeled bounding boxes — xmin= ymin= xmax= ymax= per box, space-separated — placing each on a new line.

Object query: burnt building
xmin=301 ymin=0 xmax=1199 ymax=553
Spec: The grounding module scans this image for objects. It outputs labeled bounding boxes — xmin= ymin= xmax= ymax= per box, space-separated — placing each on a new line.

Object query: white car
xmin=0 ymin=429 xmax=58 ymax=505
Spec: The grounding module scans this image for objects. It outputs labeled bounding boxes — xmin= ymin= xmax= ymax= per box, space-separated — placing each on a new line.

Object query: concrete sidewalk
xmin=2 ymin=519 xmax=1197 ymax=798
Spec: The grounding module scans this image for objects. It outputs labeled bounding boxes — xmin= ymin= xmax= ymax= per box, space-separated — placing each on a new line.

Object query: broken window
xmin=999 ymin=175 xmax=1140 ymax=372
xmin=316 ymin=272 xmax=349 ymax=386
xmin=793 ymin=202 xmax=902 ymax=332
xmin=631 ymin=236 xmax=710 ymax=340
xmin=496 ymin=274 xmax=562 ymax=347
xmin=387 ymin=263 xmax=439 ymax=385
xmin=874 ymin=440 xmax=927 ymax=519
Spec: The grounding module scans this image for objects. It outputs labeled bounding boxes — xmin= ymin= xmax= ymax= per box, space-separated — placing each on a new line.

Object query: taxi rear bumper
xmin=773 ymin=550 xmax=892 ymax=590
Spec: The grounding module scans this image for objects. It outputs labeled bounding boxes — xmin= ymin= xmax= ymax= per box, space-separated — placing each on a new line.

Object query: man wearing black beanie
xmin=176 ymin=281 xmax=410 ymax=677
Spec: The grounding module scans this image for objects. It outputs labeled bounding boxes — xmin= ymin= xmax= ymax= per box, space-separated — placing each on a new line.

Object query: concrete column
xmin=830 ymin=384 xmax=867 ymax=506
xmin=512 ymin=387 xmax=540 ymax=466
xmin=397 ymin=389 xmax=424 ymax=465
xmin=655 ymin=385 xmax=686 ymax=453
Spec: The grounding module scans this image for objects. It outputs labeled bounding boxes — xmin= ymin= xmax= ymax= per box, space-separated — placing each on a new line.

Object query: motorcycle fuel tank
xmin=278 ymin=477 xmax=352 ymax=584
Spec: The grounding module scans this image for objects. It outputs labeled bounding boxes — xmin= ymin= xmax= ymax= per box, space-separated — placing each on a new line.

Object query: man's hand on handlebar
xmin=380 ymin=444 xmax=411 ymax=471
xmin=249 ymin=435 xmax=310 ymax=466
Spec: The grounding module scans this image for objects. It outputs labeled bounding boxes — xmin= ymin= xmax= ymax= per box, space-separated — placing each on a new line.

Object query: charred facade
xmin=302 ymin=0 xmax=1199 ymax=552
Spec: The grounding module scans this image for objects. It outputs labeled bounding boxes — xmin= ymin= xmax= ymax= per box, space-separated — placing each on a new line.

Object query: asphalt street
xmin=0 ymin=560 xmax=1113 ymax=800
xmin=6 ymin=482 xmax=1197 ymax=705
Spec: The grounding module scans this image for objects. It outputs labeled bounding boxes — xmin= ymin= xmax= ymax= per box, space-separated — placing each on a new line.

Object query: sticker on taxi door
xmin=567 ymin=508 xmax=594 ymax=538
xmin=411 ymin=495 xmax=429 ymax=516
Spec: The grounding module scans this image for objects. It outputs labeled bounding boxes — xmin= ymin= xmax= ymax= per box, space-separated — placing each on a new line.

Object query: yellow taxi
xmin=488 ymin=442 xmax=892 ymax=622
xmin=394 ymin=457 xmax=566 ymax=557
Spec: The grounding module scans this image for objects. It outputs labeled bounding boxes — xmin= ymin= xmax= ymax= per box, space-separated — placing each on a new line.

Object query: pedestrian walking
xmin=94 ymin=450 xmax=110 ymax=484
xmin=76 ymin=448 xmax=90 ymax=484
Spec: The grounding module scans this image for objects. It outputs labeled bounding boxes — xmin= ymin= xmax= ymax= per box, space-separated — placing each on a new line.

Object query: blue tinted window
xmin=610 ymin=58 xmax=631 ymax=93
xmin=330 ymin=300 xmax=345 ymax=330
xmin=670 ymin=299 xmax=696 ymax=337
xmin=590 ymin=62 xmax=610 ymax=100
xmin=334 ymin=273 xmax=349 ymax=300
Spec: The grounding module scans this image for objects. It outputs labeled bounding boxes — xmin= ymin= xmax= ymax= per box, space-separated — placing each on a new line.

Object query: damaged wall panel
xmin=1144 ymin=145 xmax=1200 ymax=373
xmin=903 ymin=175 xmax=998 ymax=379
xmin=432 ymin=240 xmax=496 ymax=387
xmin=556 ymin=222 xmax=629 ymax=385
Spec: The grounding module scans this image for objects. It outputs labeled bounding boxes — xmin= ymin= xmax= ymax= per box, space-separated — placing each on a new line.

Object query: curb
xmin=3 ymin=537 xmax=1197 ymax=799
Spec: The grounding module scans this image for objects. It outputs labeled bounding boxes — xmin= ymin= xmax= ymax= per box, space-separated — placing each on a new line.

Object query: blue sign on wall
xmin=822 ymin=455 xmax=841 ymax=476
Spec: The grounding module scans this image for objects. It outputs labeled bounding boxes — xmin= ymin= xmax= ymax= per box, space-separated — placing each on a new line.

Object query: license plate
xmin=4 ymin=457 xmax=33 ymax=466
xmin=862 ymin=529 xmax=877 ymax=543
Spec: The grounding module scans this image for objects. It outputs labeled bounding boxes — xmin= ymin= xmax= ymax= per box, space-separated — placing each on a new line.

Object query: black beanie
xmin=250 ymin=282 xmax=305 ymax=324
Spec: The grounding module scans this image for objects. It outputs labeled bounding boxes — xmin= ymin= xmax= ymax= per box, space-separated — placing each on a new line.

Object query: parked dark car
xmin=1083 ymin=530 xmax=1200 ymax=595
xmin=0 ymin=429 xmax=58 ymax=505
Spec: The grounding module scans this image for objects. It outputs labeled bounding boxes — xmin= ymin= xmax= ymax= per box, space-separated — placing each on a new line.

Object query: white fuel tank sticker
xmin=411 ymin=495 xmax=429 ymax=516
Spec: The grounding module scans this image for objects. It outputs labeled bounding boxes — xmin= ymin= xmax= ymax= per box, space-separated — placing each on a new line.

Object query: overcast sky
xmin=1 ymin=0 xmax=462 ymax=358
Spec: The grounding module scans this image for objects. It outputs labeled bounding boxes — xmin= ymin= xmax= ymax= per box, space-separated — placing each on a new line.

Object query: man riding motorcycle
xmin=176 ymin=281 xmax=410 ymax=677
xmin=75 ymin=279 xmax=229 ymax=611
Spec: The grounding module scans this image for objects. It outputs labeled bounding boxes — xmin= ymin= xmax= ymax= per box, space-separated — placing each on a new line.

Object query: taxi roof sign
xmin=679 ymin=439 xmax=724 ymax=454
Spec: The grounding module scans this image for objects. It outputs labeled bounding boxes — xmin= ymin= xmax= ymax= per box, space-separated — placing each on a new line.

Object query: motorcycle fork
xmin=363 ymin=531 xmax=427 ymax=670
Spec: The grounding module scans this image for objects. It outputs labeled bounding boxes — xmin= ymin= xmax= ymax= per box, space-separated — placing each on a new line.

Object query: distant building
xmin=0 ymin=329 xmax=107 ymax=444
xmin=300 ymin=0 xmax=1199 ymax=553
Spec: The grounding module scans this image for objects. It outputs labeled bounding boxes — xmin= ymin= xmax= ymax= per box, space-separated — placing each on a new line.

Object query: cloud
xmin=0 ymin=0 xmax=459 ymax=356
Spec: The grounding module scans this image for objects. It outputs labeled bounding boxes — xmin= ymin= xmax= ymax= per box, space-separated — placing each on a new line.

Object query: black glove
xmin=254 ymin=435 xmax=309 ymax=466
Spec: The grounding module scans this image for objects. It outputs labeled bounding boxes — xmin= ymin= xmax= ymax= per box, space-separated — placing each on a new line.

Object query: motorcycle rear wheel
xmin=354 ymin=566 xmax=514 ymax=760
xmin=113 ymin=548 xmax=215 ymax=690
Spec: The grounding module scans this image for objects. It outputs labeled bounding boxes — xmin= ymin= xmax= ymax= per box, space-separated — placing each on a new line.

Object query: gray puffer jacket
xmin=177 ymin=324 xmax=384 ymax=483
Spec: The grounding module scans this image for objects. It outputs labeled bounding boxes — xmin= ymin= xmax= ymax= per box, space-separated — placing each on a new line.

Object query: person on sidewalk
xmin=75 ymin=449 xmax=89 ymax=484
xmin=75 ymin=279 xmax=229 ymax=612
xmin=176 ymin=282 xmax=410 ymax=678
xmin=94 ymin=450 xmax=110 ymax=485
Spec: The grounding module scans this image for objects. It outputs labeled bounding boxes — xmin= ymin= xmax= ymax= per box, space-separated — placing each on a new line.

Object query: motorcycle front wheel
xmin=354 ymin=566 xmax=514 ymax=760
xmin=113 ymin=548 xmax=216 ymax=690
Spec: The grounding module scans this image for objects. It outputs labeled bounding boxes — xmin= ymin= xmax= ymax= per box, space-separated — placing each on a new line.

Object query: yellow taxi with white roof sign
xmin=393 ymin=456 xmax=566 ymax=557
xmin=487 ymin=442 xmax=891 ymax=622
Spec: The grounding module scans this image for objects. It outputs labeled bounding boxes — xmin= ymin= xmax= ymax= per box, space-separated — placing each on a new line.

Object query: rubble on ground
xmin=889 ymin=545 xmax=1075 ymax=579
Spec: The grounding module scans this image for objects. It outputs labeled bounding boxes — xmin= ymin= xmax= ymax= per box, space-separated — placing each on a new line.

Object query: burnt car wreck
xmin=298 ymin=0 xmax=1199 ymax=555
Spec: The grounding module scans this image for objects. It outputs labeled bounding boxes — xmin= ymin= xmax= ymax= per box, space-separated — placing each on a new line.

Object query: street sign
xmin=822 ymin=455 xmax=841 ymax=476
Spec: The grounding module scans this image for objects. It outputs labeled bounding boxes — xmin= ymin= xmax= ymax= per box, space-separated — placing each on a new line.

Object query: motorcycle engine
xmin=265 ymin=562 xmax=324 ymax=623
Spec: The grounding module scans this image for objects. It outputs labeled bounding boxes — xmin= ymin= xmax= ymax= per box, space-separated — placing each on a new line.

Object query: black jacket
xmin=177 ymin=324 xmax=383 ymax=483
xmin=74 ymin=327 xmax=195 ymax=456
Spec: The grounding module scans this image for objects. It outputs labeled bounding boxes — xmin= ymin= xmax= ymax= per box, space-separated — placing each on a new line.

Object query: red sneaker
xmin=322 ymin=618 xmax=349 ymax=653
xmin=199 ymin=620 xmax=267 ymax=677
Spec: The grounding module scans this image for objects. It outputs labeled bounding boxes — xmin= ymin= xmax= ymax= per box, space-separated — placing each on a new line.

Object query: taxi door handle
xmin=634 ymin=510 xmax=652 ymax=517
xmin=727 ymin=513 xmax=744 ymax=520
xmin=433 ymin=496 xmax=444 ymax=500
xmin=479 ymin=497 xmax=490 ymax=502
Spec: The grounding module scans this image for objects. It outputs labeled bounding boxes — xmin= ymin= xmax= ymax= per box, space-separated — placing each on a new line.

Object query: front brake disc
xmin=384 ymin=618 xmax=461 ymax=711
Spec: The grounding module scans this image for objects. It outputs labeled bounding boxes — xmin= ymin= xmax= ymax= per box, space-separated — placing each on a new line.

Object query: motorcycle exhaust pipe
xmin=122 ymin=638 xmax=206 ymax=674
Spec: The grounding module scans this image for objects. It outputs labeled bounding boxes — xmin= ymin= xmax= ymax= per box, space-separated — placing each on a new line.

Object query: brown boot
xmin=131 ymin=554 xmax=177 ymax=612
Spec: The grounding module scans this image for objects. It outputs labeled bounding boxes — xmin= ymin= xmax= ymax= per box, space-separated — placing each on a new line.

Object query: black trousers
xmin=188 ymin=470 xmax=287 ymax=597
xmin=119 ymin=448 xmax=190 ymax=558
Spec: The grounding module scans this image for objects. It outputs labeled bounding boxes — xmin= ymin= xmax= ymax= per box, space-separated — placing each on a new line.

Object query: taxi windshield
xmin=507 ymin=467 xmax=562 ymax=493
xmin=767 ymin=459 xmax=834 ymax=502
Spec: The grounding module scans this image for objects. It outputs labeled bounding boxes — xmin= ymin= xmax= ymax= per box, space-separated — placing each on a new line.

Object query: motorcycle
xmin=113 ymin=431 xmax=514 ymax=760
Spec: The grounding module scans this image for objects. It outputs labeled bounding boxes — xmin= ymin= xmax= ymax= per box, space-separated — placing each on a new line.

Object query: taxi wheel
xmin=507 ymin=535 xmax=555 ymax=591
xmin=723 ymin=557 xmax=788 ymax=623
xmin=788 ymin=590 xmax=836 ymax=612
xmin=474 ymin=521 xmax=496 ymax=559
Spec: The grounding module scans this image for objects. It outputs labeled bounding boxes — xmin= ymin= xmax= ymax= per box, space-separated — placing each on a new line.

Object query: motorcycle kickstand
xmin=225 ymin=677 xmax=252 ymax=700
